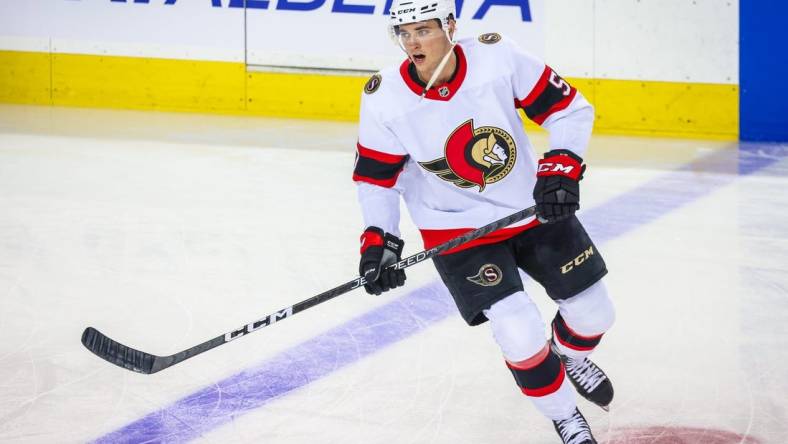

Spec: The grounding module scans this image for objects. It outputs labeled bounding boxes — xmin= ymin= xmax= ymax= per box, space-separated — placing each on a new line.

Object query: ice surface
xmin=0 ymin=105 xmax=786 ymax=443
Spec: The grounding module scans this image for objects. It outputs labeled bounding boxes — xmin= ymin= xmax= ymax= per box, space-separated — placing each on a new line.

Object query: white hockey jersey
xmin=353 ymin=33 xmax=594 ymax=253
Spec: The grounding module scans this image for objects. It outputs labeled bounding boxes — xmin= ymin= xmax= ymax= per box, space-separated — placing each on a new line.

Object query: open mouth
xmin=413 ymin=53 xmax=426 ymax=63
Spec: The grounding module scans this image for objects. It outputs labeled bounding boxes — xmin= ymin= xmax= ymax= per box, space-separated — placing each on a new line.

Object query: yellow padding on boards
xmin=591 ymin=79 xmax=739 ymax=140
xmin=247 ymin=71 xmax=366 ymax=121
xmin=51 ymin=53 xmax=246 ymax=113
xmin=0 ymin=51 xmax=52 ymax=104
xmin=0 ymin=50 xmax=738 ymax=139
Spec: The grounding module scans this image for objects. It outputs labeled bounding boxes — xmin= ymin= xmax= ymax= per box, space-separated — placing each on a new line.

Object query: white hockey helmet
xmin=388 ymin=0 xmax=456 ymax=41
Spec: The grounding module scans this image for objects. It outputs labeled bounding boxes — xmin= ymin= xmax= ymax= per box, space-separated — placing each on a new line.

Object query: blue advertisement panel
xmin=740 ymin=1 xmax=788 ymax=142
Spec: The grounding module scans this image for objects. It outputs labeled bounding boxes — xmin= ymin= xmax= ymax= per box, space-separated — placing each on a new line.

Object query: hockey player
xmin=352 ymin=1 xmax=615 ymax=442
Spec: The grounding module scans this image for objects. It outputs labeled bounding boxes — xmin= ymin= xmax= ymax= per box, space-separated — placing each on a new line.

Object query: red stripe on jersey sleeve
xmin=516 ymin=66 xmax=578 ymax=126
xmin=352 ymin=173 xmax=401 ymax=188
xmin=517 ymin=66 xmax=551 ymax=108
xmin=353 ymin=173 xmax=399 ymax=188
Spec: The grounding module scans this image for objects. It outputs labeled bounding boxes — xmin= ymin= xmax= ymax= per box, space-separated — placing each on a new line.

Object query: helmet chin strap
xmin=420 ymin=27 xmax=456 ymax=99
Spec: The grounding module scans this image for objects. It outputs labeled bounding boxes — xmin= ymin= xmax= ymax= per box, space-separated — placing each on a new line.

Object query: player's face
xmin=397 ymin=20 xmax=453 ymax=72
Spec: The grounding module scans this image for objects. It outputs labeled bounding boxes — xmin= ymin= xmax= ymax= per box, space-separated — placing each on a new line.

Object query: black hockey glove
xmin=533 ymin=149 xmax=586 ymax=223
xmin=359 ymin=227 xmax=406 ymax=296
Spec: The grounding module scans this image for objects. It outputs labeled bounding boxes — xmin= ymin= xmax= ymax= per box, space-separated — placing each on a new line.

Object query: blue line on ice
xmin=93 ymin=143 xmax=787 ymax=443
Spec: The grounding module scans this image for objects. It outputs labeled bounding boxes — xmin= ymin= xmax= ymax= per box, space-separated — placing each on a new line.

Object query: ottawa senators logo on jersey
xmin=478 ymin=32 xmax=502 ymax=44
xmin=466 ymin=264 xmax=503 ymax=286
xmin=419 ymin=119 xmax=516 ymax=192
xmin=364 ymin=74 xmax=382 ymax=94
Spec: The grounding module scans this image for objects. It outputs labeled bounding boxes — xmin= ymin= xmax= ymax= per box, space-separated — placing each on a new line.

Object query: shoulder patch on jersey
xmin=364 ymin=74 xmax=382 ymax=95
xmin=478 ymin=33 xmax=502 ymax=44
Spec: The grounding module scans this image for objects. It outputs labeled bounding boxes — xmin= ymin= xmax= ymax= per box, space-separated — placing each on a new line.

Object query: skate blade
xmin=599 ymin=404 xmax=610 ymax=412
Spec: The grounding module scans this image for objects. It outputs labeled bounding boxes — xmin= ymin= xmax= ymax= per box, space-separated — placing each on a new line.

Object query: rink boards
xmin=0 ymin=0 xmax=740 ymax=139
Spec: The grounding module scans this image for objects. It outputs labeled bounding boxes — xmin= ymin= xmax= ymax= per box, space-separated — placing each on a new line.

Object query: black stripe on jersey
xmin=354 ymin=155 xmax=408 ymax=180
xmin=353 ymin=146 xmax=409 ymax=188
xmin=518 ymin=67 xmax=577 ymax=125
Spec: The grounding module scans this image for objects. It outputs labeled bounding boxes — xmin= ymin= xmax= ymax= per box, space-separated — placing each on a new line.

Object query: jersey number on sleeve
xmin=549 ymin=71 xmax=571 ymax=96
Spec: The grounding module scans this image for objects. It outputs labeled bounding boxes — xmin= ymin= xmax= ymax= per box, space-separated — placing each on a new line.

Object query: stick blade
xmin=81 ymin=327 xmax=157 ymax=374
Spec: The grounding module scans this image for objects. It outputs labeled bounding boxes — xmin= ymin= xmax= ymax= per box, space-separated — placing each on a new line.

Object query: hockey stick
xmin=81 ymin=205 xmax=536 ymax=374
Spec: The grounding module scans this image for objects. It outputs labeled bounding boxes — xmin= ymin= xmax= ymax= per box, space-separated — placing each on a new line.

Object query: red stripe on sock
xmin=561 ymin=318 xmax=604 ymax=341
xmin=553 ymin=325 xmax=597 ymax=352
xmin=522 ymin=362 xmax=566 ymax=397
xmin=506 ymin=343 xmax=550 ymax=370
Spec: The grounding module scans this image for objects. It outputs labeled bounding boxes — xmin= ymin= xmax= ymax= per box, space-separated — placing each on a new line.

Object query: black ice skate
xmin=551 ymin=340 xmax=614 ymax=411
xmin=553 ymin=408 xmax=597 ymax=444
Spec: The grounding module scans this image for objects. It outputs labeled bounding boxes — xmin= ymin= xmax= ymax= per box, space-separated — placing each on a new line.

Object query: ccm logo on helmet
xmin=538 ymin=162 xmax=575 ymax=174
